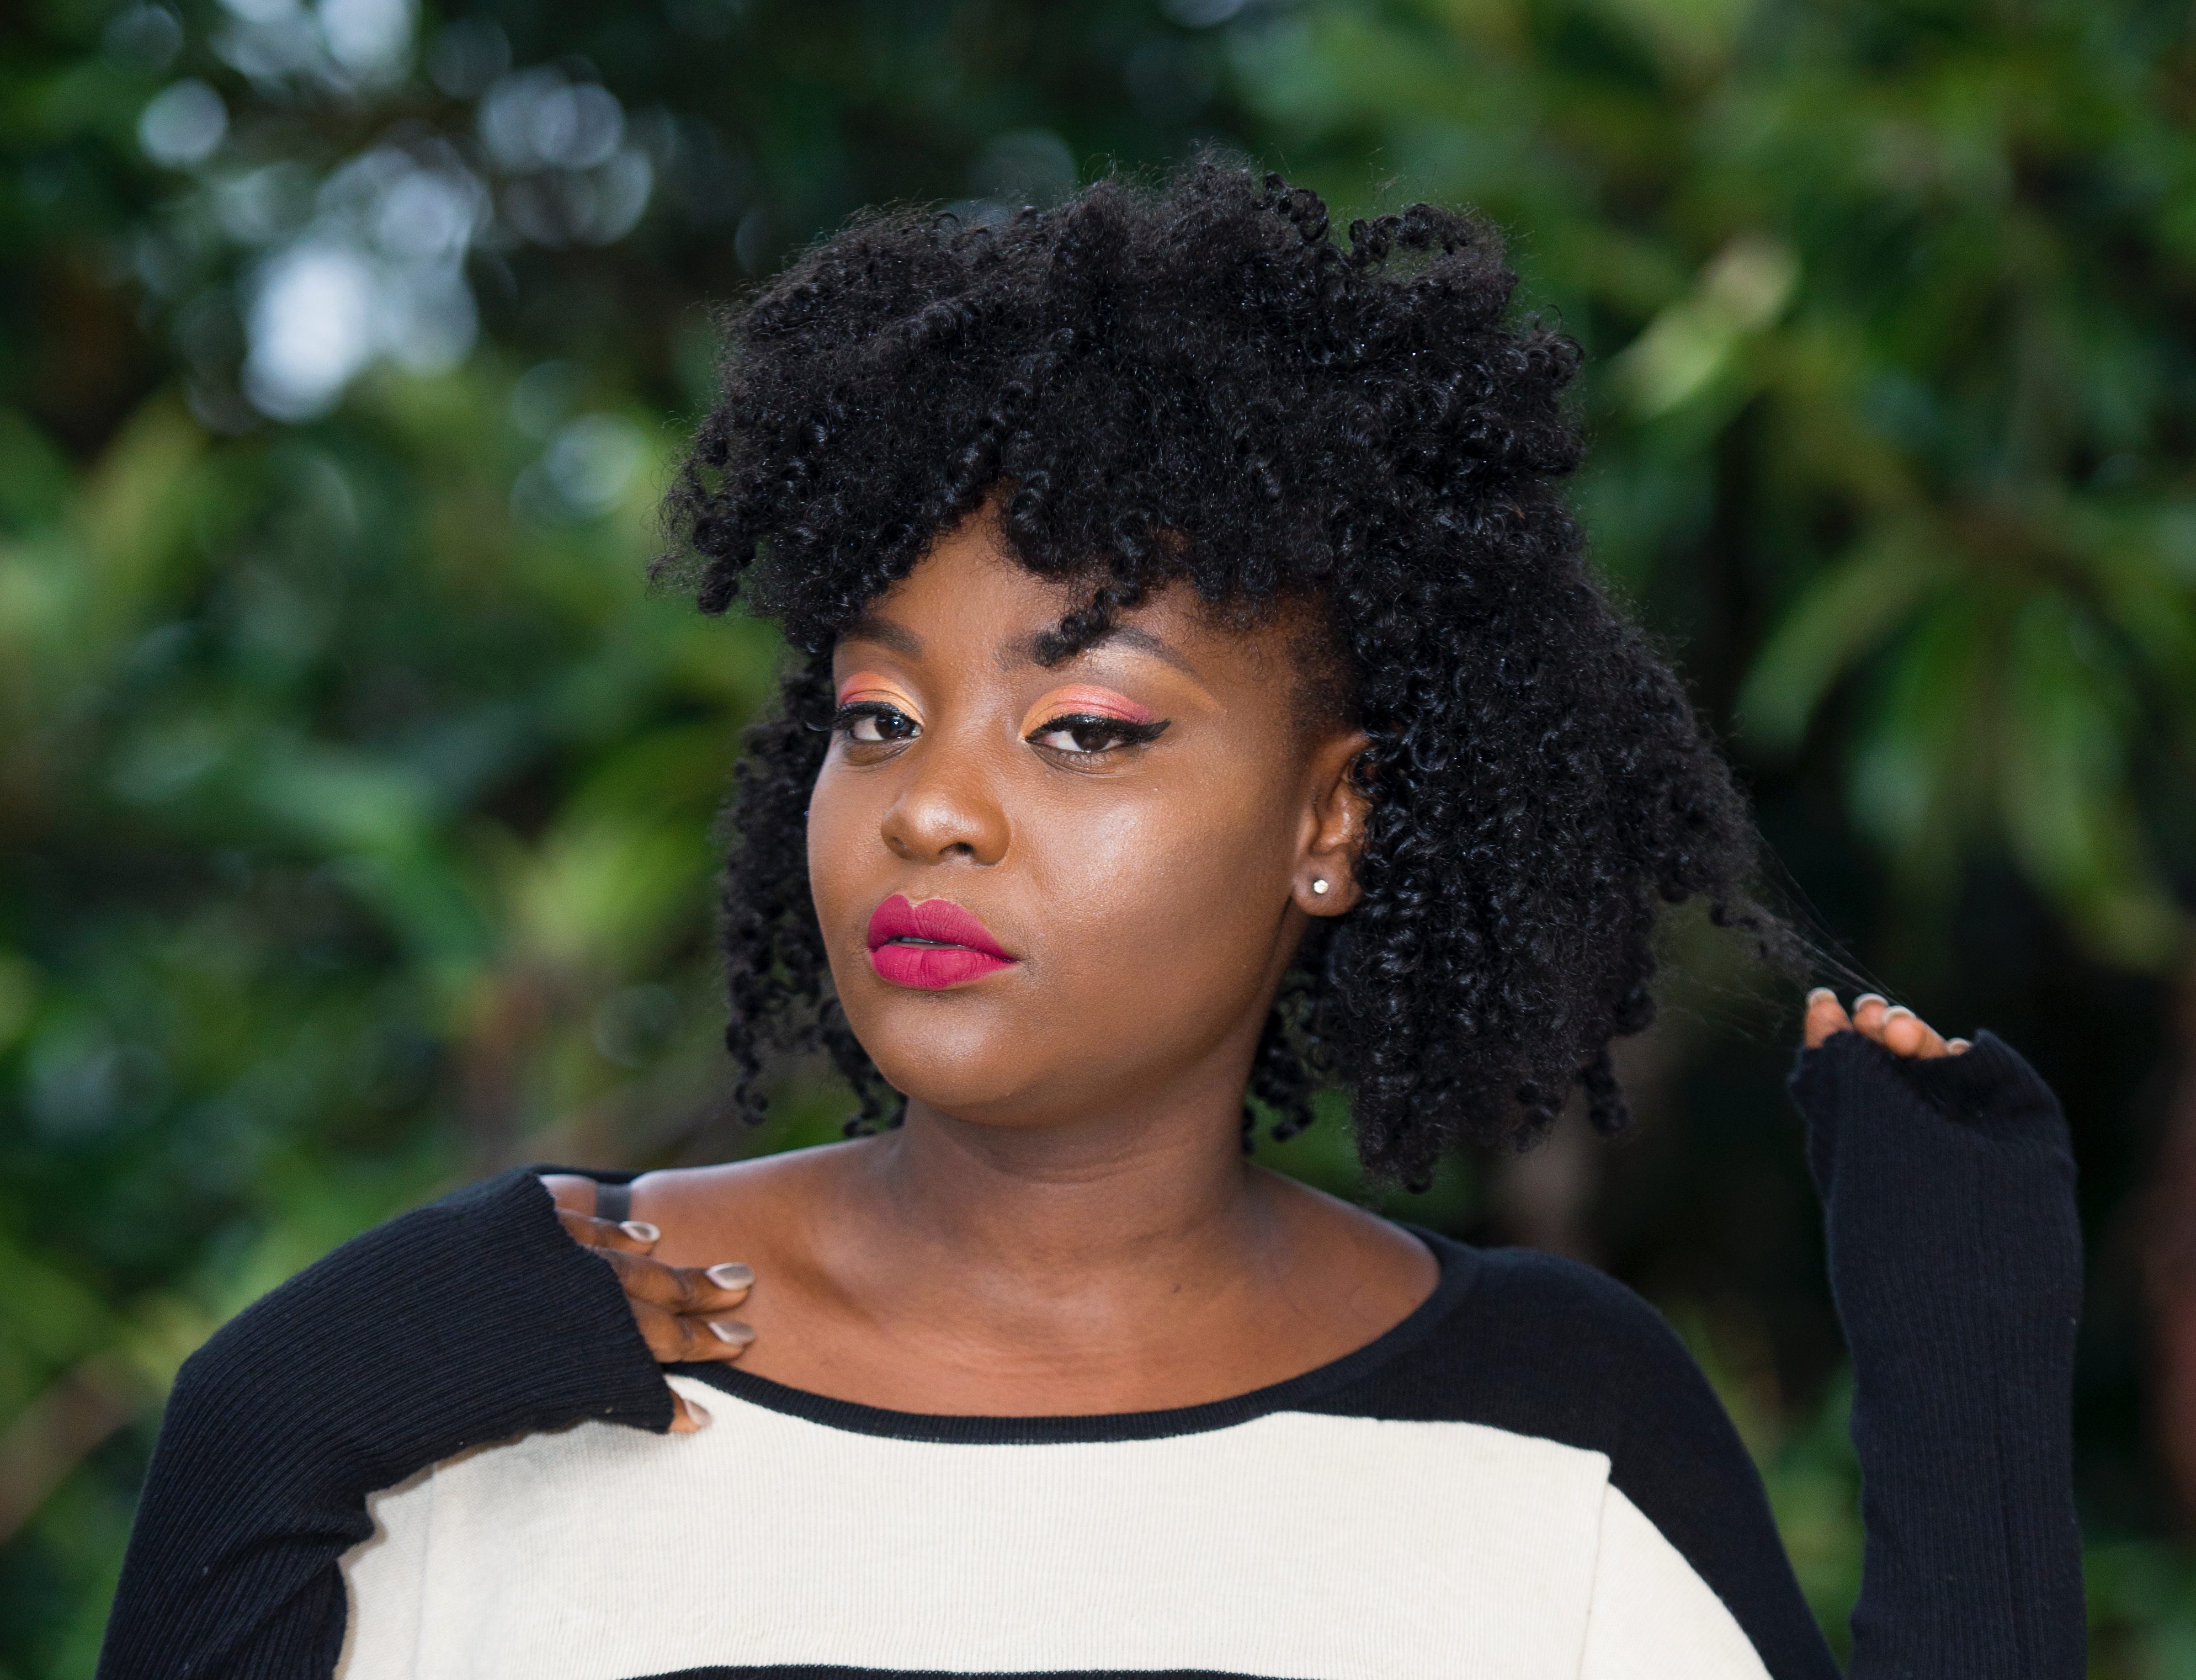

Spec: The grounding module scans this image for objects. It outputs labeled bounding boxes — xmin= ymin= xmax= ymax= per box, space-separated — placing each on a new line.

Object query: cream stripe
xmin=339 ymin=1376 xmax=1757 ymax=1680
xmin=1576 ymin=1486 xmax=1772 ymax=1679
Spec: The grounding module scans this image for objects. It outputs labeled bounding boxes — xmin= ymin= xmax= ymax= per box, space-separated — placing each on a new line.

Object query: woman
xmin=99 ymin=166 xmax=2083 ymax=1679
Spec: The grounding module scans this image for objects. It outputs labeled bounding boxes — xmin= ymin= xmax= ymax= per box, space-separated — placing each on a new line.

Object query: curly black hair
xmin=665 ymin=160 xmax=1782 ymax=1189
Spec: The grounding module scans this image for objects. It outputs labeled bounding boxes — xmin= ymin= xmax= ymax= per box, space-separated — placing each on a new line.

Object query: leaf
xmin=1998 ymin=594 xmax=2183 ymax=970
xmin=1737 ymin=535 xmax=1950 ymax=753
xmin=1847 ymin=593 xmax=1982 ymax=872
xmin=1611 ymin=236 xmax=1798 ymax=418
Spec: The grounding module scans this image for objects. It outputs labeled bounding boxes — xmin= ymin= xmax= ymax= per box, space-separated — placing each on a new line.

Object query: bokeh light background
xmin=4 ymin=0 xmax=2195 ymax=1669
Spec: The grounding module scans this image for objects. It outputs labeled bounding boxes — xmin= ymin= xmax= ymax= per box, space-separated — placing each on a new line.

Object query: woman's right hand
xmin=539 ymin=1175 xmax=753 ymax=1432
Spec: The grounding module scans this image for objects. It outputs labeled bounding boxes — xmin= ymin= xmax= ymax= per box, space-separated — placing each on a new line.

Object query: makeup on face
xmin=865 ymin=894 xmax=1018 ymax=990
xmin=1018 ymin=683 xmax=1171 ymax=756
xmin=832 ymin=673 xmax=925 ymax=747
xmin=837 ymin=673 xmax=911 ymax=707
xmin=1016 ymin=684 xmax=1161 ymax=731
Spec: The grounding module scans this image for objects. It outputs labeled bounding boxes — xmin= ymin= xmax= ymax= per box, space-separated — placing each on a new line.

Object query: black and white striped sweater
xmin=97 ymin=1031 xmax=2086 ymax=1679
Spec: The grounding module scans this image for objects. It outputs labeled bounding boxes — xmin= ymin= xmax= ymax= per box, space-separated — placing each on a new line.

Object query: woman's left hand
xmin=1803 ymin=987 xmax=1970 ymax=1059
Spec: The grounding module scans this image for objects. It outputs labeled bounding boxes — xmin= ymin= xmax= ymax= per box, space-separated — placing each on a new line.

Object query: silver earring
xmin=1311 ymin=878 xmax=1330 ymax=895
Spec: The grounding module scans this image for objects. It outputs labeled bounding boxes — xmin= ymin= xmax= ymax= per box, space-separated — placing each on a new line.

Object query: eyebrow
xmin=837 ymin=614 xmax=923 ymax=658
xmin=840 ymin=612 xmax=1206 ymax=687
xmin=1006 ymin=623 xmax=1205 ymax=684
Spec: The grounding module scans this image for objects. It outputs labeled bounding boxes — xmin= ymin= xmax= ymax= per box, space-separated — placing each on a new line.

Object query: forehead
xmin=833 ymin=511 xmax=1306 ymax=688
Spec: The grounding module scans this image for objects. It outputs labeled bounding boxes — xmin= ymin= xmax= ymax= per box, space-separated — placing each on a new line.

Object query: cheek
xmin=804 ymin=760 xmax=874 ymax=947
xmin=799 ymin=746 xmax=1306 ymax=1115
xmin=1020 ymin=766 xmax=1297 ymax=1008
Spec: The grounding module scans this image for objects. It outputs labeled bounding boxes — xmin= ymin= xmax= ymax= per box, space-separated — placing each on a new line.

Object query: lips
xmin=864 ymin=894 xmax=1018 ymax=990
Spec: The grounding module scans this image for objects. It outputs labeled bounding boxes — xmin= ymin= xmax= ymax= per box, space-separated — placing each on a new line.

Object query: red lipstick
xmin=865 ymin=895 xmax=1018 ymax=990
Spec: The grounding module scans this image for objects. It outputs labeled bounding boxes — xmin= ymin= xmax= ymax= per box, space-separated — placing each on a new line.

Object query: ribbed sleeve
xmin=97 ymin=1166 xmax=673 ymax=1679
xmin=1789 ymin=1030 xmax=2086 ymax=1680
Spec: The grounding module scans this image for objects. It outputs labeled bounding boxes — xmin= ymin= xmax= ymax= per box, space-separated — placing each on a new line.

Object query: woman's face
xmin=806 ymin=509 xmax=1366 ymax=1131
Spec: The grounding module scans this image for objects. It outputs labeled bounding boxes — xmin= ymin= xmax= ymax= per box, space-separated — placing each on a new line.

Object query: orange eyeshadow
xmin=1024 ymin=685 xmax=1160 ymax=727
xmin=836 ymin=674 xmax=908 ymax=707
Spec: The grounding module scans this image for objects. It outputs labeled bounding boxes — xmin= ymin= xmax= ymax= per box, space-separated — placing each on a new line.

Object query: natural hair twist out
xmin=665 ymin=160 xmax=1783 ymax=1189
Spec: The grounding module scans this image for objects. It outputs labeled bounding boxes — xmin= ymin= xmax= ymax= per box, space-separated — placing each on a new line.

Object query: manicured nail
xmin=706 ymin=1263 xmax=754 ymax=1290
xmin=1854 ymin=993 xmax=1885 ymax=1007
xmin=620 ymin=1220 xmax=660 ymax=1243
xmin=1948 ymin=1038 xmax=1972 ymax=1053
xmin=1805 ymin=987 xmax=1835 ymax=1006
xmin=1884 ymin=1003 xmax=1913 ymax=1017
xmin=683 ymin=1399 xmax=712 ymax=1428
xmin=708 ymin=1319 xmax=756 ymax=1347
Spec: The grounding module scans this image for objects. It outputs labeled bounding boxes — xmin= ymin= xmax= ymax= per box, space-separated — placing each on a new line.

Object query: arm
xmin=97 ymin=1168 xmax=673 ymax=1680
xmin=1791 ymin=1008 xmax=2085 ymax=1679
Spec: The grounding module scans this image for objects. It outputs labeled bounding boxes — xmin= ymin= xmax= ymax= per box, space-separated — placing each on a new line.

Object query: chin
xmin=851 ymin=1000 xmax=1048 ymax=1118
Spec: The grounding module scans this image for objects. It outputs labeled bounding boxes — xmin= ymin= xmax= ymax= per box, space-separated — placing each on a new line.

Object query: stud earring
xmin=1311 ymin=878 xmax=1331 ymax=895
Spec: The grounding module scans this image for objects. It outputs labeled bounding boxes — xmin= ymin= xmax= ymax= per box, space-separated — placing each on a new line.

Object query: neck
xmin=829 ymin=1058 xmax=1281 ymax=1347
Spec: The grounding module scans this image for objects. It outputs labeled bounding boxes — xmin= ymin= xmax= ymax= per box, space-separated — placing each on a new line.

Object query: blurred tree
xmin=3 ymin=0 xmax=2194 ymax=1671
xmin=1203 ymin=0 xmax=2196 ymax=1570
xmin=2 ymin=1 xmax=1241 ymax=1667
xmin=1214 ymin=0 xmax=2196 ymax=960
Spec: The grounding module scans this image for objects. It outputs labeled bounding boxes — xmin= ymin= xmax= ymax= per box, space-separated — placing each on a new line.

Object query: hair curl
xmin=666 ymin=161 xmax=1782 ymax=1189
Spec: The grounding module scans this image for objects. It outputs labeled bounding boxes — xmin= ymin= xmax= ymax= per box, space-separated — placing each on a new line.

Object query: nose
xmin=878 ymin=734 xmax=1011 ymax=868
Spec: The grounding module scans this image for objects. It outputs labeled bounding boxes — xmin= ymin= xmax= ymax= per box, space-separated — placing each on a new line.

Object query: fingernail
xmin=1948 ymin=1038 xmax=1972 ymax=1053
xmin=1884 ymin=1004 xmax=1914 ymax=1019
xmin=706 ymin=1263 xmax=754 ymax=1290
xmin=1805 ymin=987 xmax=1835 ymax=1005
xmin=620 ymin=1221 xmax=660 ymax=1243
xmin=684 ymin=1400 xmax=711 ymax=1428
xmin=708 ymin=1319 xmax=756 ymax=1347
xmin=1854 ymin=993 xmax=1886 ymax=1009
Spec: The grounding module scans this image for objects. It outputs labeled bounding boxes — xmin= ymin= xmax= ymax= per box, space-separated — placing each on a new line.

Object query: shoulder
xmin=594 ymin=1141 xmax=868 ymax=1273
xmin=174 ymin=1168 xmax=575 ymax=1405
xmin=1338 ymin=1238 xmax=1836 ymax=1679
xmin=1323 ymin=1236 xmax=1716 ymax=1459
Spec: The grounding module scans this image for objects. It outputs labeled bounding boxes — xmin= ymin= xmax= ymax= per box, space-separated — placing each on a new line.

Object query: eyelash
xmin=1024 ymin=713 xmax=1170 ymax=757
xmin=828 ymin=704 xmax=1169 ymax=758
xmin=832 ymin=701 xmax=921 ymax=745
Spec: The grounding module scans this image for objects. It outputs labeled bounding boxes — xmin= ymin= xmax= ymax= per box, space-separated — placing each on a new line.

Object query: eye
xmin=1025 ymin=714 xmax=1171 ymax=756
xmin=834 ymin=701 xmax=922 ymax=746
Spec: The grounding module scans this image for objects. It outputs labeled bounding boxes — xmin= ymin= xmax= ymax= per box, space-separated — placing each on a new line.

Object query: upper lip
xmin=865 ymin=895 xmax=1014 ymax=959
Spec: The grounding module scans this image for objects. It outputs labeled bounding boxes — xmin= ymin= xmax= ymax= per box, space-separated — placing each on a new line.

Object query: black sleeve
xmin=1790 ymin=1029 xmax=2086 ymax=1680
xmin=97 ymin=1166 xmax=672 ymax=1680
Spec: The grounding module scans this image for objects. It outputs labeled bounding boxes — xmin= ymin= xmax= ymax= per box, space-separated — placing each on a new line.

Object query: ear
xmin=1293 ymin=730 xmax=1374 ymax=917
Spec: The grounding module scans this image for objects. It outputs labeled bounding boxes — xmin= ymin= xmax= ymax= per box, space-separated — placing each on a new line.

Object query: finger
xmin=555 ymin=1206 xmax=661 ymax=1253
xmin=1802 ymin=987 xmax=1851 ymax=1048
xmin=1851 ymin=993 xmax=1890 ymax=1041
xmin=632 ymin=1300 xmax=756 ymax=1365
xmin=668 ymin=1391 xmax=713 ymax=1433
xmin=539 ymin=1172 xmax=598 ymax=1214
xmin=1879 ymin=1004 xmax=1950 ymax=1059
xmin=601 ymin=1249 xmax=753 ymax=1314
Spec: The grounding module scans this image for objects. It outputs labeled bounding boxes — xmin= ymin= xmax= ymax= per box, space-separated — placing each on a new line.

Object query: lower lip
xmin=868 ymin=943 xmax=1017 ymax=990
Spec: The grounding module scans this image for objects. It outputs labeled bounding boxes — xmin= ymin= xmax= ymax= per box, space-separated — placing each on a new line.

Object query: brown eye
xmin=836 ymin=702 xmax=921 ymax=745
xmin=1025 ymin=714 xmax=1169 ymax=756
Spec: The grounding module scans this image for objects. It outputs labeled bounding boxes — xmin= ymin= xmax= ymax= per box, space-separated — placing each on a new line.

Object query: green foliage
xmin=3 ymin=0 xmax=2193 ymax=1670
xmin=1220 ymin=0 xmax=2196 ymax=969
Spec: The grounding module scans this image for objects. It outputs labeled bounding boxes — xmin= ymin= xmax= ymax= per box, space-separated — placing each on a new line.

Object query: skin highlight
xmin=545 ymin=509 xmax=1965 ymax=1433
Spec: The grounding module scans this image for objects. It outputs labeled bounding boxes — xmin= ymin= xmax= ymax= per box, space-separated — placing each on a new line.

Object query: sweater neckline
xmin=672 ymin=1226 xmax=1480 ymax=1444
